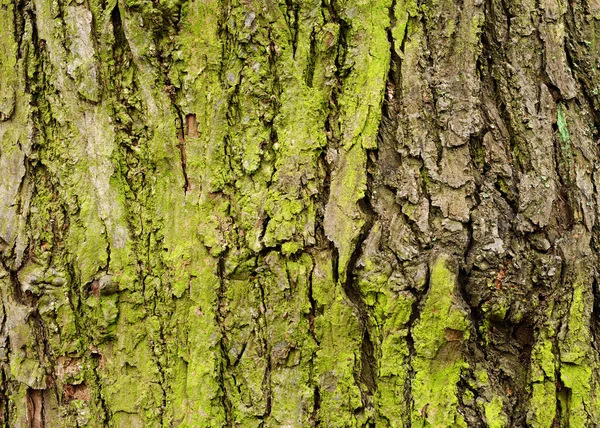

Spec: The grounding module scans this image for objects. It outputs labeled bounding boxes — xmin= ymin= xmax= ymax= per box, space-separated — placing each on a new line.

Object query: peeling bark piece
xmin=324 ymin=143 xmax=367 ymax=282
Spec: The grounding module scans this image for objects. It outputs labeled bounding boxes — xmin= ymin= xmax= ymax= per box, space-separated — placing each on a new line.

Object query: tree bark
xmin=1 ymin=0 xmax=600 ymax=426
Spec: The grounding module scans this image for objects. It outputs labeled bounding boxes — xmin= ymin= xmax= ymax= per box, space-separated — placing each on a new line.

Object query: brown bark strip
xmin=26 ymin=389 xmax=43 ymax=428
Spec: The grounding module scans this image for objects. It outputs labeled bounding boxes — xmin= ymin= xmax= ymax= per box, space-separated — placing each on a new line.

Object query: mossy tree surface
xmin=2 ymin=0 xmax=600 ymax=426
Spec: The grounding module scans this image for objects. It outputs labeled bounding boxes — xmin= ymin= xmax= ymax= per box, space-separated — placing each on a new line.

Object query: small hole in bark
xmin=63 ymin=382 xmax=90 ymax=403
xmin=513 ymin=321 xmax=534 ymax=348
xmin=185 ymin=114 xmax=198 ymax=138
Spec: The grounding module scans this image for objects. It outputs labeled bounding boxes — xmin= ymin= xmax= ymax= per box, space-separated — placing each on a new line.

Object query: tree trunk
xmin=1 ymin=0 xmax=600 ymax=426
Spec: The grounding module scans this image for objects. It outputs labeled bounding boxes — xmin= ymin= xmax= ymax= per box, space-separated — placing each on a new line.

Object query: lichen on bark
xmin=3 ymin=0 xmax=600 ymax=426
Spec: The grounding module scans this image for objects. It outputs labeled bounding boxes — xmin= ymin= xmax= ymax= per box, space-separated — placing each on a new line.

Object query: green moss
xmin=281 ymin=240 xmax=303 ymax=256
xmin=0 ymin=0 xmax=17 ymax=119
xmin=259 ymin=253 xmax=317 ymax=426
xmin=337 ymin=0 xmax=392 ymax=150
xmin=484 ymin=396 xmax=507 ymax=428
xmin=376 ymin=289 xmax=414 ymax=425
xmin=412 ymin=256 xmax=470 ymax=357
xmin=176 ymin=254 xmax=226 ymax=426
xmin=323 ymin=0 xmax=393 ymax=282
xmin=556 ymin=103 xmax=573 ymax=173
xmin=531 ymin=336 xmax=555 ymax=383
xmin=312 ymin=250 xmax=365 ymax=426
xmin=377 ymin=327 xmax=410 ymax=426
xmin=314 ymin=296 xmax=365 ymax=426
xmin=462 ymin=389 xmax=475 ymax=406
xmin=324 ymin=143 xmax=367 ymax=282
xmin=561 ymin=363 xmax=592 ymax=427
xmin=561 ymin=281 xmax=591 ymax=364
xmin=474 ymin=368 xmax=489 ymax=386
xmin=528 ymin=381 xmax=557 ymax=428
xmin=7 ymin=384 xmax=29 ymax=427
xmin=392 ymin=0 xmax=418 ymax=58
xmin=552 ymin=262 xmax=596 ymax=427
xmin=481 ymin=296 xmax=509 ymax=323
xmin=411 ymin=254 xmax=470 ymax=427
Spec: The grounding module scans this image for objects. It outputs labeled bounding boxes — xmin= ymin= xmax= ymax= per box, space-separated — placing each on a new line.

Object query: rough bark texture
xmin=2 ymin=0 xmax=600 ymax=426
